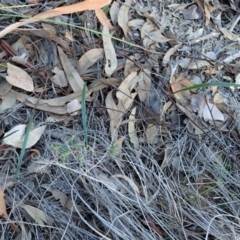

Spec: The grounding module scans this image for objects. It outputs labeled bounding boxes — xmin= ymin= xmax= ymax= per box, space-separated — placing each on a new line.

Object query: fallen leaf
xmin=0 ymin=90 xmax=17 ymax=113
xmin=178 ymin=58 xmax=210 ymax=69
xmin=128 ymin=107 xmax=139 ymax=149
xmin=14 ymin=29 xmax=70 ymax=52
xmin=58 ymin=47 xmax=85 ymax=92
xmin=42 ymin=23 xmax=57 ymax=35
xmin=146 ymin=124 xmax=158 ymax=144
xmin=202 ymin=102 xmax=224 ymax=121
xmin=117 ymin=72 xmax=138 ymax=112
xmin=12 ymin=54 xmax=28 ymax=66
xmin=0 ymin=0 xmax=112 ymax=38
xmin=102 ymin=26 xmax=117 ymax=77
xmin=147 ymin=30 xmax=174 ymax=43
xmin=128 ymin=19 xmax=145 ymax=29
xmin=214 ymin=93 xmax=227 ymax=104
xmin=182 ymin=5 xmax=202 ymax=19
xmin=3 ymin=125 xmax=46 ymax=148
xmin=78 ymin=48 xmax=104 ymax=75
xmin=162 ymin=43 xmax=182 ymax=66
xmin=110 ymin=1 xmax=120 ymax=25
xmin=49 ymin=189 xmax=82 ymax=212
xmin=113 ymin=174 xmax=140 ymax=195
xmin=106 ymin=90 xmax=121 ymax=142
xmin=50 ymin=66 xmax=68 ymax=87
xmin=95 ymin=8 xmax=113 ymax=30
xmin=0 ymin=188 xmax=20 ymax=232
xmin=16 ymin=90 xmax=85 ymax=114
xmin=138 ymin=69 xmax=151 ymax=102
xmin=6 ymin=63 xmax=34 ymax=92
xmin=67 ymin=99 xmax=81 ymax=115
xmin=118 ymin=0 xmax=132 ymax=38
xmin=19 ymin=204 xmax=54 ymax=226
xmin=0 ymin=79 xmax=12 ymax=95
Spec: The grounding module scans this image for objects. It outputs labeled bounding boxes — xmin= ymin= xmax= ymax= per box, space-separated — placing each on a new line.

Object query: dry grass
xmin=1 ymin=0 xmax=240 ymax=239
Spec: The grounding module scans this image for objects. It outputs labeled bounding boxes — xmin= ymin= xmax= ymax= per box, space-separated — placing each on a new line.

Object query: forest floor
xmin=1 ymin=0 xmax=240 ymax=239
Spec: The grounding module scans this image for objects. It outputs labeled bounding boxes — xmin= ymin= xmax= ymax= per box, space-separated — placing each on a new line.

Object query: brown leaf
xmin=58 ymin=47 xmax=85 ymax=92
xmin=19 ymin=204 xmax=54 ymax=226
xmin=78 ymin=48 xmax=104 ymax=75
xmin=147 ymin=30 xmax=174 ymax=43
xmin=146 ymin=124 xmax=159 ymax=145
xmin=50 ymin=189 xmax=82 ymax=212
xmin=128 ymin=107 xmax=139 ymax=149
xmin=50 ymin=66 xmax=68 ymax=87
xmin=118 ymin=0 xmax=132 ymax=38
xmin=106 ymin=90 xmax=121 ymax=142
xmin=0 ymin=90 xmax=16 ymax=113
xmin=95 ymin=9 xmax=113 ymax=30
xmin=16 ymin=90 xmax=84 ymax=114
xmin=3 ymin=125 xmax=46 ymax=148
xmin=6 ymin=63 xmax=34 ymax=92
xmin=113 ymin=174 xmax=140 ymax=195
xmin=103 ymin=26 xmax=117 ymax=77
xmin=0 ymin=189 xmax=20 ymax=232
xmin=110 ymin=1 xmax=120 ymax=25
xmin=138 ymin=69 xmax=151 ymax=102
xmin=0 ymin=0 xmax=112 ymax=38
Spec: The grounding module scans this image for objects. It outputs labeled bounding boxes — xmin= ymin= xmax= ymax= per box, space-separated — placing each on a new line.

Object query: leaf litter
xmin=2 ymin=0 xmax=240 ymax=239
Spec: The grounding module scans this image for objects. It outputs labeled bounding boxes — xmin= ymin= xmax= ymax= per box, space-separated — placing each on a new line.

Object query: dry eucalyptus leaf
xmin=113 ymin=174 xmax=140 ymax=195
xmin=110 ymin=1 xmax=120 ymax=25
xmin=3 ymin=125 xmax=46 ymax=149
xmin=102 ymin=26 xmax=117 ymax=77
xmin=16 ymin=90 xmax=84 ymax=114
xmin=6 ymin=63 xmax=34 ymax=92
xmin=0 ymin=90 xmax=17 ymax=113
xmin=202 ymin=102 xmax=224 ymax=122
xmin=178 ymin=58 xmax=210 ymax=69
xmin=11 ymin=36 xmax=28 ymax=56
xmin=58 ymin=47 xmax=85 ymax=92
xmin=19 ymin=204 xmax=54 ymax=226
xmin=42 ymin=23 xmax=57 ymax=35
xmin=50 ymin=189 xmax=82 ymax=212
xmin=95 ymin=8 xmax=113 ymax=30
xmin=128 ymin=19 xmax=145 ymax=29
xmin=0 ymin=0 xmax=112 ymax=38
xmin=163 ymin=43 xmax=182 ymax=66
xmin=12 ymin=54 xmax=28 ymax=65
xmin=214 ymin=93 xmax=227 ymax=104
xmin=67 ymin=99 xmax=81 ymax=115
xmin=182 ymin=5 xmax=202 ymax=19
xmin=138 ymin=69 xmax=151 ymax=102
xmin=78 ymin=48 xmax=104 ymax=75
xmin=0 ymin=79 xmax=12 ymax=95
xmin=118 ymin=0 xmax=132 ymax=38
xmin=147 ymin=30 xmax=174 ymax=43
xmin=0 ymin=188 xmax=20 ymax=232
xmin=128 ymin=107 xmax=139 ymax=149
xmin=146 ymin=124 xmax=158 ymax=144
xmin=51 ymin=66 xmax=68 ymax=87
xmin=106 ymin=90 xmax=121 ymax=142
